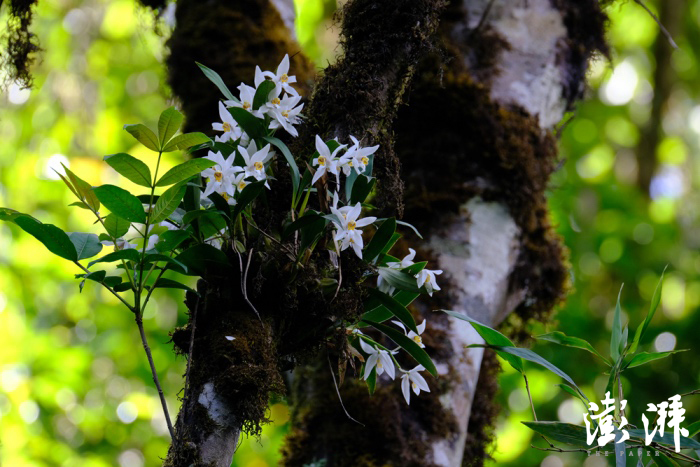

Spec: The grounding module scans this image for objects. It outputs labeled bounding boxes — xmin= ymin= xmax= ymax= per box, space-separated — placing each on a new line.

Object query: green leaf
xmin=155 ymin=230 xmax=191 ymax=253
xmin=103 ymin=276 xmax=123 ymax=288
xmin=365 ymin=288 xmax=417 ymax=334
xmin=611 ymin=284 xmax=624 ymax=362
xmin=366 ymin=365 xmax=377 ymax=396
xmin=228 ymin=106 xmax=266 ymax=140
xmin=264 ymin=136 xmax=300 ymax=200
xmin=11 ymin=216 xmax=78 ymax=261
xmin=556 ymin=383 xmax=589 ymax=408
xmin=402 ymin=261 xmax=428 ymax=276
xmin=442 ymin=310 xmax=523 ymax=373
xmin=103 ymin=214 xmax=130 ymax=239
xmin=156 ymin=159 xmax=216 ymax=187
xmin=163 ymin=132 xmax=212 ymax=152
xmin=521 ymin=421 xmax=591 ymax=449
xmin=88 ymin=249 xmax=140 ymax=268
xmin=364 ymin=320 xmax=437 ymax=377
xmin=299 ymin=216 xmax=327 ymax=253
xmin=378 ymin=232 xmax=401 ymax=259
xmin=68 ymin=232 xmax=103 ymax=260
xmin=350 ymin=175 xmax=376 ymax=204
xmin=148 ymin=277 xmax=195 ymax=293
xmin=150 ymin=183 xmax=187 ymax=223
xmin=68 ymin=201 xmax=91 ymax=210
xmin=686 ymin=420 xmax=700 ymax=438
xmin=54 ymin=170 xmax=80 ymax=199
xmin=628 ymin=428 xmax=700 ymax=450
xmin=624 ymin=350 xmax=687 ymax=370
xmin=158 ymin=107 xmax=184 ymax=147
xmin=124 ymin=123 xmax=160 ymax=152
xmin=62 ymin=164 xmax=100 ymax=211
xmin=92 ymin=185 xmax=147 ymax=223
xmin=84 ymin=270 xmax=106 ymax=283
xmin=536 ymin=331 xmax=610 ymax=364
xmin=104 ymin=153 xmax=152 ymax=187
xmin=396 ymin=220 xmax=423 ymax=239
xmin=196 ymin=62 xmax=237 ymax=102
xmin=651 ymin=452 xmax=679 ymax=467
xmin=253 ymin=80 xmax=276 ymax=110
xmin=231 ymin=181 xmax=265 ymax=220
xmin=630 ymin=269 xmax=666 ymax=354
xmin=377 ymin=267 xmax=421 ymax=293
xmin=282 ymin=212 xmax=322 ymax=240
xmin=175 ymin=244 xmax=232 ymax=277
xmin=363 ymin=217 xmax=396 ymax=263
xmin=143 ymin=253 xmax=188 ymax=274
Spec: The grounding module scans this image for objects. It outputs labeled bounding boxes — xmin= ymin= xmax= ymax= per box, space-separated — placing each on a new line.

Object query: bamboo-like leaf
xmin=521 ymin=421 xmax=591 ymax=449
xmin=624 ymin=350 xmax=687 ymax=370
xmin=264 ymin=136 xmax=300 ymax=200
xmin=196 ymin=62 xmax=237 ymax=102
xmin=630 ymin=269 xmax=666 ymax=354
xmin=611 ymin=284 xmax=625 ymax=362
xmin=536 ymin=331 xmax=610 ymax=364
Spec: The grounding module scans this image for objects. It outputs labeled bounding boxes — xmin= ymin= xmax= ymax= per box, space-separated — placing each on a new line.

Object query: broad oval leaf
xmin=228 ymin=106 xmax=266 ymax=140
xmin=150 ymin=183 xmax=187 ymax=224
xmin=12 ymin=216 xmax=78 ymax=261
xmin=103 ymin=214 xmax=130 ymax=239
xmin=68 ymin=232 xmax=103 ymax=260
xmin=156 ymin=159 xmax=216 ymax=187
xmin=93 ymin=185 xmax=147 ymax=223
xmin=350 ymin=175 xmax=376 ymax=204
xmin=88 ymin=248 xmax=140 ymax=268
xmin=148 ymin=277 xmax=195 ymax=293
xmin=104 ymin=153 xmax=152 ymax=187
xmin=155 ymin=230 xmax=191 ymax=253
xmin=175 ymin=244 xmax=231 ymax=277
xmin=163 ymin=132 xmax=212 ymax=152
xmin=364 ymin=319 xmax=437 ymax=377
xmin=158 ymin=107 xmax=184 ymax=147
xmin=124 ymin=123 xmax=160 ymax=152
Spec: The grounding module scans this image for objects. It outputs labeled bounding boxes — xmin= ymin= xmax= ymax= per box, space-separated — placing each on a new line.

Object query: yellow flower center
xmin=271 ymin=97 xmax=281 ymax=106
xmin=318 ymin=156 xmax=326 ymax=167
xmin=412 ymin=382 xmax=417 ymax=390
xmin=222 ymin=122 xmax=232 ymax=132
xmin=280 ymin=73 xmax=288 ymax=83
xmin=238 ymin=181 xmax=247 ymax=191
xmin=254 ymin=161 xmax=264 ymax=171
xmin=361 ymin=156 xmax=369 ymax=165
xmin=347 ymin=221 xmax=356 ymax=231
xmin=423 ymin=275 xmax=430 ymax=285
xmin=222 ymin=192 xmax=230 ymax=201
xmin=348 ymin=160 xmax=354 ymax=167
xmin=413 ymin=335 xmax=422 ymax=345
xmin=214 ymin=171 xmax=223 ymax=182
xmin=377 ymin=361 xmax=383 ymax=369
xmin=243 ymin=101 xmax=251 ymax=110
xmin=281 ymin=110 xmax=289 ymax=118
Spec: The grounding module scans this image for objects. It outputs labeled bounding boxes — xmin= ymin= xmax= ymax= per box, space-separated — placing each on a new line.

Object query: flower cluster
xmin=378 ymin=248 xmax=443 ymax=296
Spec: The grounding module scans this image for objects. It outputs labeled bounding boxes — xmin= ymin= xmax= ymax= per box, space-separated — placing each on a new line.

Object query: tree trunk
xmin=162 ymin=0 xmax=608 ymax=465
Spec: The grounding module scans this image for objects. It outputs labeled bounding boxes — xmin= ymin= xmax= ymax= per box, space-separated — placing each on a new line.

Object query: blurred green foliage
xmin=0 ymin=0 xmax=698 ymax=466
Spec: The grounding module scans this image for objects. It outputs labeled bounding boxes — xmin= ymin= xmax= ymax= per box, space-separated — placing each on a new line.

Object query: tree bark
xmin=162 ymin=0 xmax=608 ymax=465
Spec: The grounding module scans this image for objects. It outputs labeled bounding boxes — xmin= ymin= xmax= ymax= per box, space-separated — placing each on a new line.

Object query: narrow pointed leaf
xmin=228 ymin=106 xmax=266 ymax=140
xmin=536 ymin=331 xmax=610 ymax=364
xmin=624 ymin=350 xmax=687 ymax=369
xmin=396 ymin=220 xmax=423 ymax=239
xmin=521 ymin=421 xmax=591 ymax=449
xmin=231 ymin=181 xmax=265 ymax=219
xmin=163 ymin=132 xmax=211 ymax=152
xmin=377 ymin=267 xmax=421 ymax=293
xmin=158 ymin=107 xmax=183 ymax=147
xmin=124 ymin=123 xmax=160 ymax=151
xmin=363 ymin=217 xmax=396 ymax=263
xmin=92 ymin=185 xmax=146 ymax=223
xmin=104 ymin=153 xmax=152 ymax=187
xmin=628 ymin=428 xmax=700 ymax=450
xmin=686 ymin=420 xmax=700 ymax=438
xmin=365 ymin=288 xmax=417 ymax=333
xmin=651 ymin=453 xmax=679 ymax=467
xmin=143 ymin=253 xmax=188 ymax=274
xmin=264 ymin=136 xmax=300 ymax=199
xmin=62 ymin=164 xmax=100 ymax=211
xmin=253 ymin=80 xmax=276 ymax=110
xmin=350 ymin=175 xmax=376 ymax=204
xmin=630 ymin=269 xmax=666 ymax=354
xmin=196 ymin=62 xmax=237 ymax=102
xmin=364 ymin=319 xmax=437 ymax=377
xmin=148 ymin=278 xmax=195 ymax=293
xmin=68 ymin=232 xmax=103 ymax=260
xmin=611 ymin=284 xmax=624 ymax=362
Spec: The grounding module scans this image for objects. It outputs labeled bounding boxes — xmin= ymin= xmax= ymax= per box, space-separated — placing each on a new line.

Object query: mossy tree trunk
xmin=162 ymin=0 xmax=607 ymax=465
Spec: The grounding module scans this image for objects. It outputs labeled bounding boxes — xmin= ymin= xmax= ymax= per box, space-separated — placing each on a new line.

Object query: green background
xmin=0 ymin=0 xmax=697 ymax=466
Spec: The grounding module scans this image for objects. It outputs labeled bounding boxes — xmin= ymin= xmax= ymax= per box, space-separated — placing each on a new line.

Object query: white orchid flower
xmin=101 ymin=237 xmax=137 ymax=250
xmin=400 ymin=365 xmax=430 ymax=405
xmin=331 ymin=202 xmax=376 ymax=259
xmin=359 ymin=339 xmax=395 ymax=380
xmin=378 ymin=248 xmax=416 ymax=293
xmin=311 ymin=135 xmax=345 ymax=185
xmin=212 ymin=101 xmax=241 ymax=143
xmin=237 ymin=141 xmax=274 ymax=187
xmin=339 ymin=135 xmax=379 ymax=175
xmin=269 ymin=95 xmax=303 ymax=137
xmin=391 ymin=319 xmax=427 ymax=348
xmin=201 ymin=151 xmax=236 ymax=198
xmin=263 ymin=54 xmax=298 ymax=96
xmin=416 ymin=268 xmax=443 ymax=296
xmin=231 ymin=171 xmax=248 ymax=194
xmin=224 ymin=83 xmax=263 ymax=118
